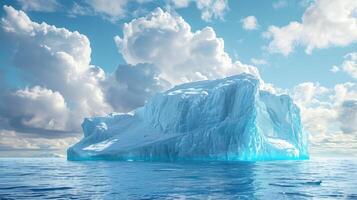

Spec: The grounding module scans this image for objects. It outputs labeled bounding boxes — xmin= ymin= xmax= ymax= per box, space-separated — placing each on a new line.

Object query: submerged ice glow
xmin=68 ymin=74 xmax=309 ymax=161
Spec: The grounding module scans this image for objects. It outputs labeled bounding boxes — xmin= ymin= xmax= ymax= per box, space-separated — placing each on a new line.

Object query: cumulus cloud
xmin=338 ymin=52 xmax=357 ymax=79
xmin=195 ymin=0 xmax=228 ymax=21
xmin=104 ymin=63 xmax=170 ymax=112
xmin=272 ymin=0 xmax=288 ymax=9
xmin=114 ymin=8 xmax=259 ymax=85
xmin=170 ymin=0 xmax=229 ymax=22
xmin=171 ymin=0 xmax=190 ymax=8
xmin=16 ymin=0 xmax=60 ymax=12
xmin=241 ymin=16 xmax=259 ymax=30
xmin=0 ymin=86 xmax=70 ymax=135
xmin=265 ymin=0 xmax=357 ymax=55
xmin=292 ymin=81 xmax=357 ymax=152
xmin=83 ymin=0 xmax=128 ymax=21
xmin=68 ymin=2 xmax=93 ymax=17
xmin=330 ymin=65 xmax=340 ymax=73
xmin=331 ymin=52 xmax=357 ymax=79
xmin=251 ymin=58 xmax=267 ymax=66
xmin=0 ymin=6 xmax=111 ymax=141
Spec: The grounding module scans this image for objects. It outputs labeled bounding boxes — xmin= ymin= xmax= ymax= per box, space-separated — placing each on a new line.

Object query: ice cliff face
xmin=67 ymin=74 xmax=309 ymax=161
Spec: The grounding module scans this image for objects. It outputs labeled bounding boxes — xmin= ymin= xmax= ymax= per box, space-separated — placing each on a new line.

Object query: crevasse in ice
xmin=67 ymin=74 xmax=309 ymax=161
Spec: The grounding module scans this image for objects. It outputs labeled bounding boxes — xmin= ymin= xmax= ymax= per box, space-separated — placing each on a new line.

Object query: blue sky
xmin=0 ymin=0 xmax=356 ymax=156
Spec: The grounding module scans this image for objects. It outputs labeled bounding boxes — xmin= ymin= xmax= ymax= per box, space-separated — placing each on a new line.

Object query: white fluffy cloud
xmin=332 ymin=52 xmax=357 ymax=79
xmin=171 ymin=0 xmax=190 ymax=8
xmin=292 ymin=82 xmax=357 ymax=152
xmin=273 ymin=0 xmax=288 ymax=9
xmin=114 ymin=8 xmax=258 ymax=85
xmin=342 ymin=53 xmax=357 ymax=79
xmin=16 ymin=0 xmax=60 ymax=12
xmin=83 ymin=0 xmax=128 ymax=20
xmin=170 ymin=0 xmax=229 ymax=21
xmin=250 ymin=58 xmax=267 ymax=66
xmin=195 ymin=0 xmax=228 ymax=22
xmin=330 ymin=65 xmax=340 ymax=73
xmin=241 ymin=16 xmax=259 ymax=30
xmin=265 ymin=0 xmax=357 ymax=55
xmin=0 ymin=86 xmax=69 ymax=133
xmin=1 ymin=5 xmax=111 ymax=135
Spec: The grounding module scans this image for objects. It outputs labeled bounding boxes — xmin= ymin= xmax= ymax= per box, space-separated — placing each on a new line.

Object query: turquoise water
xmin=0 ymin=157 xmax=356 ymax=199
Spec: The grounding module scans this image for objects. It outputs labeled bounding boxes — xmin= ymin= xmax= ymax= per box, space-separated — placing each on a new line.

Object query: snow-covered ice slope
xmin=67 ymin=74 xmax=308 ymax=161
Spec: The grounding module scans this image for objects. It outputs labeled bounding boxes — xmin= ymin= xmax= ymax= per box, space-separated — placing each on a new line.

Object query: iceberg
xmin=67 ymin=74 xmax=309 ymax=161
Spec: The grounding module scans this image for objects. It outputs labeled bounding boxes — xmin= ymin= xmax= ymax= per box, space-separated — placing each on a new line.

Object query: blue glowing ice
xmin=67 ymin=74 xmax=309 ymax=161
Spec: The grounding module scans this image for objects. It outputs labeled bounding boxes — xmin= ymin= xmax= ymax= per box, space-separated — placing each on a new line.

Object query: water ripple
xmin=30 ymin=187 xmax=73 ymax=192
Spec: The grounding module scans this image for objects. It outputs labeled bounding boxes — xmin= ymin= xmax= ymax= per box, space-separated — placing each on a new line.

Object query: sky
xmin=0 ymin=0 xmax=356 ymax=157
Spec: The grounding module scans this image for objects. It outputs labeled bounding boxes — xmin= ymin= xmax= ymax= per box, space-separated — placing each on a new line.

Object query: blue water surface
xmin=0 ymin=157 xmax=356 ymax=199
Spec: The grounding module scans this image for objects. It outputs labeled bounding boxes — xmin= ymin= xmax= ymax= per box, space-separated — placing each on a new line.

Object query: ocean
xmin=0 ymin=157 xmax=356 ymax=199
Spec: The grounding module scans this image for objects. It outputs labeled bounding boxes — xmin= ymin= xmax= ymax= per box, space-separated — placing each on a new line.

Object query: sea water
xmin=0 ymin=157 xmax=356 ymax=199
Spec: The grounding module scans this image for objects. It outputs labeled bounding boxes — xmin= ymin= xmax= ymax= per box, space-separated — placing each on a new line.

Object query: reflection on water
xmin=0 ymin=157 xmax=356 ymax=199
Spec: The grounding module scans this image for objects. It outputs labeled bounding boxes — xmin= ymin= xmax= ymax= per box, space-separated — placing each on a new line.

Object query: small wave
xmin=19 ymin=173 xmax=35 ymax=176
xmin=320 ymin=193 xmax=344 ymax=198
xmin=0 ymin=186 xmax=29 ymax=190
xmin=45 ymin=194 xmax=79 ymax=199
xmin=30 ymin=187 xmax=73 ymax=192
xmin=270 ymin=180 xmax=322 ymax=188
xmin=347 ymin=194 xmax=357 ymax=199
xmin=269 ymin=183 xmax=296 ymax=188
xmin=283 ymin=192 xmax=314 ymax=197
xmin=153 ymin=168 xmax=180 ymax=172
xmin=302 ymin=180 xmax=322 ymax=185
